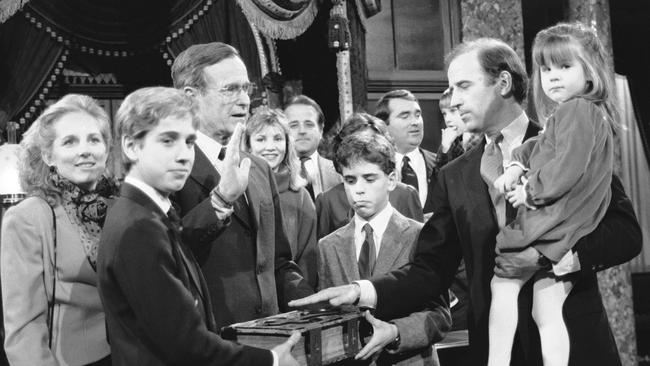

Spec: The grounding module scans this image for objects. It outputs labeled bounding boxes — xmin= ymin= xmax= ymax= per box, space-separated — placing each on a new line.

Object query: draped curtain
xmin=0 ymin=12 xmax=63 ymax=133
xmin=616 ymin=74 xmax=650 ymax=273
xmin=0 ymin=0 xmax=266 ymax=135
xmin=165 ymin=0 xmax=263 ymax=89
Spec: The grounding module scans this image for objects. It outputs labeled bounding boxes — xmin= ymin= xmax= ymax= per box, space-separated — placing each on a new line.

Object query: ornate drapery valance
xmin=236 ymin=0 xmax=317 ymax=39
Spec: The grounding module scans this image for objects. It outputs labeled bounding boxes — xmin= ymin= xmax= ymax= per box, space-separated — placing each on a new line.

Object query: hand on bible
xmin=288 ymin=284 xmax=361 ymax=308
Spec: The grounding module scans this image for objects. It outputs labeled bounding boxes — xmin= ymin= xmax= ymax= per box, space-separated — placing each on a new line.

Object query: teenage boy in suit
xmin=97 ymin=87 xmax=299 ymax=366
xmin=318 ymin=131 xmax=450 ymax=365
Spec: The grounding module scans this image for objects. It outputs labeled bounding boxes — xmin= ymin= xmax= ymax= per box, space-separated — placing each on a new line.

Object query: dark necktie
xmin=358 ymin=224 xmax=376 ymax=279
xmin=300 ymin=156 xmax=315 ymax=201
xmin=167 ymin=205 xmax=183 ymax=235
xmin=401 ymin=156 xmax=419 ymax=191
xmin=480 ymin=133 xmax=507 ymax=228
xmin=218 ymin=146 xmax=226 ymax=161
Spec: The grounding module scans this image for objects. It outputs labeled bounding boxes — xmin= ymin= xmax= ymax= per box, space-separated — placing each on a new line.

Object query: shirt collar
xmin=124 ymin=175 xmax=171 ymax=214
xmin=500 ymin=111 xmax=528 ymax=147
xmin=196 ymin=131 xmax=224 ymax=166
xmin=485 ymin=111 xmax=528 ymax=144
xmin=353 ymin=203 xmax=394 ymax=239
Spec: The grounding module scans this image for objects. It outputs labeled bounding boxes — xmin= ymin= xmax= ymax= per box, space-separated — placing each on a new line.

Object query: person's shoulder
xmin=556 ymin=96 xmax=597 ymax=116
xmin=420 ymin=147 xmax=437 ymax=161
xmin=392 ymin=209 xmax=424 ymax=231
xmin=321 ymin=220 xmax=353 ymax=244
xmin=4 ymin=196 xmax=51 ymax=223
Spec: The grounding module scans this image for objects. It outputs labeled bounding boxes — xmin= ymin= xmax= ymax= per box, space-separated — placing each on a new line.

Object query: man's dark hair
xmin=445 ymin=38 xmax=528 ymax=104
xmin=171 ymin=42 xmax=241 ymax=93
xmin=374 ymin=89 xmax=418 ymax=124
xmin=335 ymin=131 xmax=396 ymax=176
xmin=284 ymin=94 xmax=326 ymax=129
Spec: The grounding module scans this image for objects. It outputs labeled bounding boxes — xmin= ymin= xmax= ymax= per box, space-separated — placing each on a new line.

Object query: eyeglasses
xmin=216 ymin=82 xmax=258 ymax=99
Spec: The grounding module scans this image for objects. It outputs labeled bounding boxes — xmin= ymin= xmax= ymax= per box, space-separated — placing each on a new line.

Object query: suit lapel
xmin=420 ymin=148 xmax=437 ymax=181
xmin=189 ymin=147 xmax=219 ymax=192
xmin=121 ymin=184 xmax=206 ymax=297
xmin=333 ymin=223 xmax=359 ymax=282
xmin=374 ymin=212 xmax=410 ymax=274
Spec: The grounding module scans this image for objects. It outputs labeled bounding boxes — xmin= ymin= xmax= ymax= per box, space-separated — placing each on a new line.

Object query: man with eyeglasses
xmin=170 ymin=42 xmax=313 ymax=330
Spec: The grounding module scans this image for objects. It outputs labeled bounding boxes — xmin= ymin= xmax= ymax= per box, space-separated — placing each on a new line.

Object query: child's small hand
xmin=440 ymin=127 xmax=461 ymax=153
xmin=505 ymin=184 xmax=527 ymax=208
xmin=493 ymin=165 xmax=523 ymax=194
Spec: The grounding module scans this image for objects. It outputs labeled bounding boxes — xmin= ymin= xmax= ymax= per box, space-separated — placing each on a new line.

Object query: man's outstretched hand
xmin=288 ymin=284 xmax=361 ymax=309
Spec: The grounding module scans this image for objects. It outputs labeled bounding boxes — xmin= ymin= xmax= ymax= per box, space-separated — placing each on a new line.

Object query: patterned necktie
xmin=401 ymin=156 xmax=419 ymax=191
xmin=480 ymin=133 xmax=506 ymax=228
xmin=300 ymin=156 xmax=315 ymax=201
xmin=358 ymin=224 xmax=377 ymax=279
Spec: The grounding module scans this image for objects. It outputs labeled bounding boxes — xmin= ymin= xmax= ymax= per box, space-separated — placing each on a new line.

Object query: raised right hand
xmin=272 ymin=331 xmax=301 ymax=366
xmin=214 ymin=123 xmax=251 ymax=202
xmin=288 ymin=284 xmax=361 ymax=308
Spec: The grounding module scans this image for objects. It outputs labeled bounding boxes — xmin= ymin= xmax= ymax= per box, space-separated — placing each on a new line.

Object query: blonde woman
xmin=1 ymin=94 xmax=116 ymax=365
xmin=244 ymin=108 xmax=318 ymax=289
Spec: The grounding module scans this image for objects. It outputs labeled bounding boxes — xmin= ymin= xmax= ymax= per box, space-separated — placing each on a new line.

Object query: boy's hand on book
xmin=355 ymin=311 xmax=398 ymax=361
xmin=272 ymin=331 xmax=300 ymax=366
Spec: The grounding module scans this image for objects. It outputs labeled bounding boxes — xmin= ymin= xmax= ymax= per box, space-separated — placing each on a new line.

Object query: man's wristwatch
xmin=537 ymin=252 xmax=552 ymax=270
xmin=385 ymin=325 xmax=401 ymax=351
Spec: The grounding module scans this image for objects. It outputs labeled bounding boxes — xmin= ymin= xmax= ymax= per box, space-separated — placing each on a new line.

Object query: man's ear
xmin=387 ymin=170 xmax=397 ymax=192
xmin=183 ymin=86 xmax=197 ymax=98
xmin=122 ymin=135 xmax=139 ymax=164
xmin=497 ymin=70 xmax=513 ymax=97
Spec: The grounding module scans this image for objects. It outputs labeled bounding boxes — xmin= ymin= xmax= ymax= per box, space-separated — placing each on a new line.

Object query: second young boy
xmin=317 ymin=130 xmax=450 ymax=365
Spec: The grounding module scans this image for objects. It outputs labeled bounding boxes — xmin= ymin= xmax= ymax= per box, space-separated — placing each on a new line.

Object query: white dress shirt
xmin=353 ymin=204 xmax=394 ymax=261
xmin=395 ymin=149 xmax=428 ymax=208
xmin=302 ymin=151 xmax=324 ymax=196
xmin=196 ymin=131 xmax=225 ymax=172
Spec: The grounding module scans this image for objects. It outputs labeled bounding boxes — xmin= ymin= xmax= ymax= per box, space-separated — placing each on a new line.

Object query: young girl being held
xmin=489 ymin=22 xmax=618 ymax=366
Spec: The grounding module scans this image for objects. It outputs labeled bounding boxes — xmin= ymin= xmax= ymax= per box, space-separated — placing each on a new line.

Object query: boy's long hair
xmin=532 ymin=22 xmax=619 ymax=130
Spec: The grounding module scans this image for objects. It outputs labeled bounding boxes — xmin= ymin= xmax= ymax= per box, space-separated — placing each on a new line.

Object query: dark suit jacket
xmin=97 ymin=183 xmax=272 ymax=366
xmin=315 ymin=181 xmax=424 ymax=240
xmin=319 ymin=210 xmax=450 ymax=365
xmin=174 ymin=147 xmax=313 ymax=328
xmin=420 ymin=148 xmax=438 ymax=214
xmin=371 ymin=121 xmax=642 ymax=366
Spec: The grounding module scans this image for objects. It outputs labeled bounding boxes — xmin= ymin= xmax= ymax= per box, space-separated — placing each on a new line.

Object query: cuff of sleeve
xmin=271 ymin=350 xmax=278 ymax=366
xmin=552 ymin=251 xmax=581 ymax=276
xmin=522 ymin=178 xmax=537 ymax=209
xmin=210 ymin=190 xmax=235 ymax=220
xmin=505 ymin=161 xmax=529 ymax=172
xmin=354 ymin=280 xmax=377 ymax=309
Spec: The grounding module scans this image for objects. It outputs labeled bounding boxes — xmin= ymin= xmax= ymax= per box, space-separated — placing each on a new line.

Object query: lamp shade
xmin=0 ymin=144 xmax=25 ymax=204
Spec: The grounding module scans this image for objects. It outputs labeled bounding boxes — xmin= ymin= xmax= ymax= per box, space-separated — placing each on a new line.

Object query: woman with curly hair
xmin=244 ymin=108 xmax=318 ymax=289
xmin=1 ymin=94 xmax=117 ymax=365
